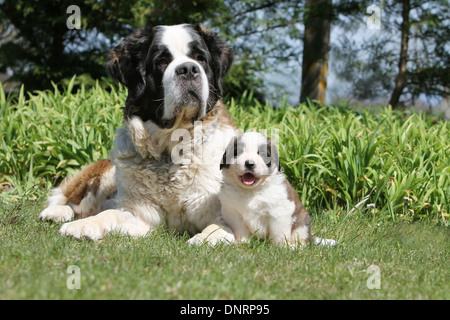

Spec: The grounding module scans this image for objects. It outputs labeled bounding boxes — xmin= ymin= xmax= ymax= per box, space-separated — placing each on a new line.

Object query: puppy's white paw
xmin=59 ymin=219 xmax=107 ymax=240
xmin=187 ymin=233 xmax=206 ymax=246
xmin=312 ymin=237 xmax=338 ymax=247
xmin=39 ymin=205 xmax=74 ymax=222
xmin=187 ymin=228 xmax=235 ymax=246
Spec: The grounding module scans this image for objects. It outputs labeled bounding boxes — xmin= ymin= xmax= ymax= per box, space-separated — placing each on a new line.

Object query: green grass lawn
xmin=0 ymin=79 xmax=449 ymax=299
xmin=0 ymin=199 xmax=448 ymax=299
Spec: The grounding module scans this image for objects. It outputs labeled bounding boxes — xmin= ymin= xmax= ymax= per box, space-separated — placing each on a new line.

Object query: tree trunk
xmin=300 ymin=0 xmax=332 ymax=104
xmin=49 ymin=24 xmax=66 ymax=81
xmin=389 ymin=0 xmax=411 ymax=108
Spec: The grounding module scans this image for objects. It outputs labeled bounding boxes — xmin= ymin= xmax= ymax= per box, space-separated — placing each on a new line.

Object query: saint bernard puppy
xmin=219 ymin=132 xmax=338 ymax=247
xmin=219 ymin=132 xmax=312 ymax=247
xmin=40 ymin=24 xmax=238 ymax=245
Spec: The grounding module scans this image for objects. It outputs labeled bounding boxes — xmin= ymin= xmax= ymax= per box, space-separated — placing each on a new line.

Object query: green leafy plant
xmin=1 ymin=80 xmax=448 ymax=223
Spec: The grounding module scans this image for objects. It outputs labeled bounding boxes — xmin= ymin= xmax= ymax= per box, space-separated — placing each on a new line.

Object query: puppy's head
xmin=220 ymin=132 xmax=280 ymax=189
xmin=106 ymin=24 xmax=233 ymax=128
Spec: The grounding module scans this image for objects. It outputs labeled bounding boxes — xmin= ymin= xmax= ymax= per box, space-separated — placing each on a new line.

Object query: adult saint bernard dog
xmin=40 ymin=24 xmax=238 ymax=245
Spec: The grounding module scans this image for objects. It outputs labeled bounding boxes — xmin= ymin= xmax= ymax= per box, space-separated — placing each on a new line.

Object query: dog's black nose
xmin=175 ymin=62 xmax=199 ymax=79
xmin=245 ymin=160 xmax=255 ymax=169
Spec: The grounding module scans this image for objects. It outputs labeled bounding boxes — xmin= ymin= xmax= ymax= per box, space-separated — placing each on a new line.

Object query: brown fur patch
xmin=63 ymin=159 xmax=114 ymax=205
xmin=283 ymin=179 xmax=311 ymax=240
xmin=200 ymin=100 xmax=238 ymax=131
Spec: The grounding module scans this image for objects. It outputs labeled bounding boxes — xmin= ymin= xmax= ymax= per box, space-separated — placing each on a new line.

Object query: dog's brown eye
xmin=196 ymin=54 xmax=206 ymax=63
xmin=157 ymin=59 xmax=168 ymax=69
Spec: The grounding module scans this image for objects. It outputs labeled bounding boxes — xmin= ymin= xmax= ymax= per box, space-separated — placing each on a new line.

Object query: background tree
xmin=210 ymin=0 xmax=306 ymax=102
xmin=332 ymin=0 xmax=449 ymax=108
xmin=0 ymin=0 xmax=222 ymax=91
xmin=1 ymin=0 xmax=448 ymax=110
xmin=300 ymin=0 xmax=332 ymax=103
xmin=1 ymin=0 xmax=124 ymax=90
xmin=389 ymin=0 xmax=411 ymax=107
xmin=212 ymin=0 xmax=361 ymax=104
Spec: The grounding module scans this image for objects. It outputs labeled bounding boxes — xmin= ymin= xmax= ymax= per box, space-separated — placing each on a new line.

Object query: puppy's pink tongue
xmin=242 ymin=173 xmax=256 ymax=185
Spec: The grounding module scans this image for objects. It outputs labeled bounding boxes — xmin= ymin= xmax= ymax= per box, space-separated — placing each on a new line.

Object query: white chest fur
xmin=111 ymin=112 xmax=236 ymax=235
xmin=219 ymin=174 xmax=295 ymax=239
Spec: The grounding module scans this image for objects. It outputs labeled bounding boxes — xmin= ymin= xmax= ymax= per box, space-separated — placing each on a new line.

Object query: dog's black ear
xmin=193 ymin=24 xmax=233 ymax=94
xmin=220 ymin=136 xmax=238 ymax=170
xmin=220 ymin=151 xmax=229 ymax=170
xmin=266 ymin=138 xmax=281 ymax=172
xmin=105 ymin=27 xmax=152 ymax=104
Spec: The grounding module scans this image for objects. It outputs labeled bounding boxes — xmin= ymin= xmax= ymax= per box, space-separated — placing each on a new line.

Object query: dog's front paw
xmin=187 ymin=227 xmax=235 ymax=246
xmin=39 ymin=205 xmax=74 ymax=222
xmin=187 ymin=233 xmax=207 ymax=246
xmin=59 ymin=219 xmax=107 ymax=240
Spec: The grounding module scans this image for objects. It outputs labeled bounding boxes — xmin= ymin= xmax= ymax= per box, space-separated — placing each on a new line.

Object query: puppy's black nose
xmin=175 ymin=62 xmax=199 ymax=79
xmin=245 ymin=160 xmax=255 ymax=169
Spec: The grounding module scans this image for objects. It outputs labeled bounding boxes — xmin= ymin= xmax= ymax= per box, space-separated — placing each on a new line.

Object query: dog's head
xmin=106 ymin=24 xmax=233 ymax=128
xmin=220 ymin=132 xmax=281 ymax=189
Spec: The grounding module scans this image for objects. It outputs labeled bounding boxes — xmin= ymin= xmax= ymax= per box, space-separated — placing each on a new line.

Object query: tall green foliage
xmin=2 ymin=82 xmax=447 ymax=223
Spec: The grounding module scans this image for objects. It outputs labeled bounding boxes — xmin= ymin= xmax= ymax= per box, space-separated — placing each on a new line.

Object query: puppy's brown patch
xmin=283 ymin=179 xmax=311 ymax=240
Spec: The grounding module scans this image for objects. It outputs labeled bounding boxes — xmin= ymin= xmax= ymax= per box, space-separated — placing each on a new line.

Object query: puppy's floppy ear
xmin=220 ymin=136 xmax=237 ymax=170
xmin=220 ymin=151 xmax=229 ymax=170
xmin=193 ymin=24 xmax=234 ymax=94
xmin=105 ymin=27 xmax=152 ymax=104
xmin=266 ymin=138 xmax=281 ymax=172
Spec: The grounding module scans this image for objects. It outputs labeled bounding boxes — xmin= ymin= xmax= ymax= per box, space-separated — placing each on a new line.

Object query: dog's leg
xmin=40 ymin=160 xmax=116 ymax=222
xmin=289 ymin=224 xmax=311 ymax=248
xmin=232 ymin=225 xmax=249 ymax=243
xmin=269 ymin=221 xmax=293 ymax=246
xmin=187 ymin=220 xmax=235 ymax=246
xmin=220 ymin=209 xmax=249 ymax=243
xmin=59 ymin=209 xmax=153 ymax=240
xmin=39 ymin=187 xmax=75 ymax=222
